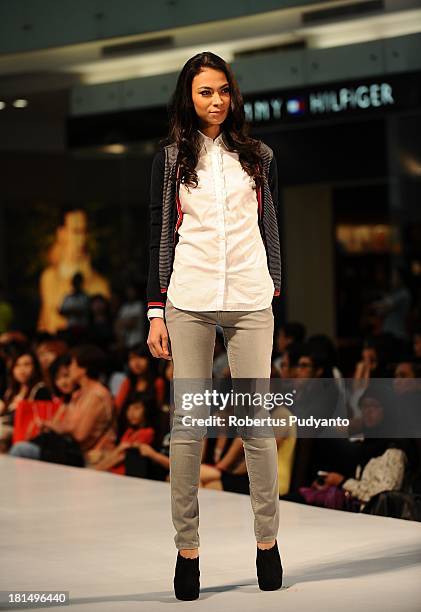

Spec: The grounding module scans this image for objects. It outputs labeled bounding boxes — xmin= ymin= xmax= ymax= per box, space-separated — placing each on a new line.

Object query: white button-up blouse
xmin=165 ymin=129 xmax=274 ymax=313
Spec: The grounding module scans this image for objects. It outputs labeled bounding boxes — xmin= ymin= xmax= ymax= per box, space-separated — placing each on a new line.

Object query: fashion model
xmin=147 ymin=51 xmax=283 ymax=601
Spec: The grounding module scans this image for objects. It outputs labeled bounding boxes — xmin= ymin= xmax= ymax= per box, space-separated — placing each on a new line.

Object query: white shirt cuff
xmin=147 ymin=308 xmax=165 ymax=320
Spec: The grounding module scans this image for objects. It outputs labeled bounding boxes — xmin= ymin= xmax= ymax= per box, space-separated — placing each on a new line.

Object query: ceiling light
xmin=13 ymin=99 xmax=28 ymax=108
xmin=0 ymin=101 xmax=5 ymax=110
xmin=101 ymin=143 xmax=128 ymax=154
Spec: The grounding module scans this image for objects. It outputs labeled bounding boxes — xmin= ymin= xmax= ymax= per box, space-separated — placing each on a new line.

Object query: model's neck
xmin=199 ymin=125 xmax=221 ymax=140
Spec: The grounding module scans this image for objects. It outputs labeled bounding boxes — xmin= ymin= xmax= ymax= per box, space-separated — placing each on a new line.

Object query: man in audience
xmin=273 ymin=322 xmax=306 ymax=374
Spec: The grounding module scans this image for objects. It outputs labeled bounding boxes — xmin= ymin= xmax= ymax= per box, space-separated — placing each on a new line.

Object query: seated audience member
xmin=200 ymin=436 xmax=250 ymax=494
xmin=136 ymin=429 xmax=171 ymax=481
xmin=59 ymin=272 xmax=90 ymax=333
xmin=350 ymin=336 xmax=384 ymax=418
xmin=393 ymin=359 xmax=421 ymax=437
xmin=48 ymin=353 xmax=75 ymax=403
xmin=371 ymin=266 xmax=412 ymax=342
xmin=273 ymin=322 xmax=306 ymax=374
xmin=9 ymin=345 xmax=116 ymax=466
xmin=291 ymin=344 xmax=338 ymax=435
xmin=278 ymin=342 xmax=304 ymax=380
xmin=393 ymin=359 xmax=421 ymax=391
xmin=35 ymin=338 xmax=68 ymax=379
xmin=0 ymin=331 xmax=28 ymax=354
xmin=114 ymin=283 xmax=145 ymax=350
xmin=307 ymin=334 xmax=343 ymax=380
xmin=271 ymin=404 xmax=297 ymax=496
xmin=203 ymin=405 xmax=297 ymax=497
xmin=351 ymin=334 xmax=398 ymax=413
xmin=91 ymin=392 xmax=155 ymax=473
xmin=23 ymin=354 xmax=75 ymax=441
xmin=89 ymin=294 xmax=114 ymax=350
xmin=282 ymin=385 xmax=414 ymax=507
xmin=115 ymin=343 xmax=165 ymax=413
xmin=0 ymin=349 xmax=51 ymax=431
xmin=110 ymin=401 xmax=171 ymax=481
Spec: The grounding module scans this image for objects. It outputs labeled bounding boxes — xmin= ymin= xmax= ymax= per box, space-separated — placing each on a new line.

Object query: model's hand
xmin=147 ymin=318 xmax=172 ymax=360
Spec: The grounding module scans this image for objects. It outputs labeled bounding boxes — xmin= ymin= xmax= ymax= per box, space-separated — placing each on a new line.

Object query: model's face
xmin=191 ymin=68 xmax=230 ymax=132
xmin=13 ymin=355 xmax=34 ymax=385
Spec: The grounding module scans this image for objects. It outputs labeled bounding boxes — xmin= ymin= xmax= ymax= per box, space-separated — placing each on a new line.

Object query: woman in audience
xmin=282 ymin=384 xmax=413 ymax=505
xmin=393 ymin=358 xmax=421 ymax=437
xmin=272 ymin=322 xmax=306 ymax=374
xmin=49 ymin=353 xmax=75 ymax=402
xmin=91 ymin=392 xmax=155 ymax=473
xmin=277 ymin=342 xmax=303 ymax=380
xmin=23 ymin=353 xmax=75 ymax=441
xmin=9 ymin=345 xmax=116 ymax=466
xmin=349 ymin=335 xmax=395 ymax=419
xmin=0 ymin=349 xmax=51 ymax=429
xmin=115 ymin=343 xmax=165 ymax=412
xmin=35 ymin=338 xmax=68 ymax=379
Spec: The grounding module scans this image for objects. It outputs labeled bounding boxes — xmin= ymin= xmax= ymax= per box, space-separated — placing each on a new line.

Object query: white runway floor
xmin=1 ymin=455 xmax=421 ymax=612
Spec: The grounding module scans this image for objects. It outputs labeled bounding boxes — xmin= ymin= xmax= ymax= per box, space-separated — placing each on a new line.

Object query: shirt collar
xmin=197 ymin=129 xmax=226 ymax=153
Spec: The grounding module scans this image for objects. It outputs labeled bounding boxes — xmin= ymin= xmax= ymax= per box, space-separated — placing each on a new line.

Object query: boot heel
xmin=256 ymin=540 xmax=283 ymax=591
xmin=174 ymin=552 xmax=200 ymax=601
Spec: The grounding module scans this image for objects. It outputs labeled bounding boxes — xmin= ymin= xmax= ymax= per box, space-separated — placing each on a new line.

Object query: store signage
xmin=244 ymin=81 xmax=395 ymax=122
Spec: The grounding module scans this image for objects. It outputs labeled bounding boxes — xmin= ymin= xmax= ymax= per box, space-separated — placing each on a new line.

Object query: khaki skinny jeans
xmin=165 ymin=298 xmax=279 ymax=550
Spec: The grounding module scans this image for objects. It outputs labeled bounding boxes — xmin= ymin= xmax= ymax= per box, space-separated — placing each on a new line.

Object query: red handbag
xmin=12 ymin=398 xmax=62 ymax=444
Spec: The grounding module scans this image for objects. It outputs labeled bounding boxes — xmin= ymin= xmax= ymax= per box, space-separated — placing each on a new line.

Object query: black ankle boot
xmin=173 ymin=552 xmax=200 ymax=601
xmin=256 ymin=540 xmax=283 ymax=591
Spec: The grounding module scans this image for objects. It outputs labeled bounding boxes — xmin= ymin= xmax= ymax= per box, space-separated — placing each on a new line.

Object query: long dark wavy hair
xmin=167 ymin=51 xmax=264 ymax=189
xmin=4 ymin=349 xmax=45 ymax=408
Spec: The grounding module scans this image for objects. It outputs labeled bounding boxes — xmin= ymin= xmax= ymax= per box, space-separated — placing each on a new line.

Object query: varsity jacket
xmin=147 ymin=138 xmax=281 ymax=318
